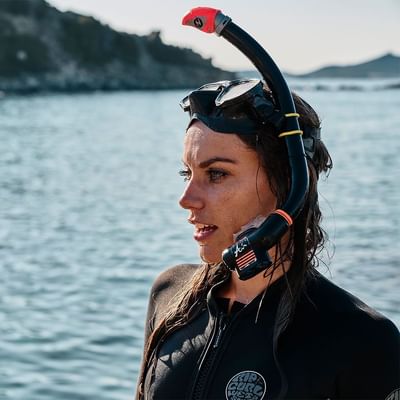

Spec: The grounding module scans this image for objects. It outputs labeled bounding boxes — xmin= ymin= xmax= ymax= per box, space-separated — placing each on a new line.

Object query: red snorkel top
xmin=182 ymin=7 xmax=231 ymax=35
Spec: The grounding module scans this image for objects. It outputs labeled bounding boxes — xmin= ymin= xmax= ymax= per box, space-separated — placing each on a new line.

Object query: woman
xmin=136 ymin=79 xmax=400 ymax=400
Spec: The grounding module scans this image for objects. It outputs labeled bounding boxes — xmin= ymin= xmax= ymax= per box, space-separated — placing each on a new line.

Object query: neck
xmin=219 ymin=261 xmax=290 ymax=305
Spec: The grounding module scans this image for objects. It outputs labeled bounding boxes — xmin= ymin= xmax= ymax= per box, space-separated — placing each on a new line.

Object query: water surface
xmin=0 ymin=85 xmax=399 ymax=399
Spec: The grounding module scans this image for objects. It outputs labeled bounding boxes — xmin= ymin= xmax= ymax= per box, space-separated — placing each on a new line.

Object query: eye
xmin=179 ymin=168 xmax=191 ymax=182
xmin=207 ymin=168 xmax=228 ymax=183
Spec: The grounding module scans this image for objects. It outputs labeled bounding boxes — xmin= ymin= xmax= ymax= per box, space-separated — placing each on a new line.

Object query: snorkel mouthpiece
xmin=182 ymin=7 xmax=309 ymax=281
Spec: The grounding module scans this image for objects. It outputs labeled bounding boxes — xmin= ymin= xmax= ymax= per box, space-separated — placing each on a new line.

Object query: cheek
xmin=213 ymin=191 xmax=238 ymax=226
xmin=206 ymin=187 xmax=240 ymax=232
xmin=227 ymin=180 xmax=276 ymax=229
xmin=214 ymin=190 xmax=255 ymax=231
xmin=206 ymin=172 xmax=276 ymax=232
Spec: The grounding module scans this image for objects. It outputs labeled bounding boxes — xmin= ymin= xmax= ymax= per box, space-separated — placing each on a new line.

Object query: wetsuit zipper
xmin=214 ymin=315 xmax=227 ymax=348
xmin=191 ymin=312 xmax=228 ymax=399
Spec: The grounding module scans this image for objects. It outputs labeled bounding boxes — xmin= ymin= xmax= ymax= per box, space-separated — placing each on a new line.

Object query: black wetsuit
xmin=138 ymin=264 xmax=400 ymax=400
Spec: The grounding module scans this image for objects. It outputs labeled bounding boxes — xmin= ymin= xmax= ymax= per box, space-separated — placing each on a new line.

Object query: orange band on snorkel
xmin=272 ymin=209 xmax=293 ymax=226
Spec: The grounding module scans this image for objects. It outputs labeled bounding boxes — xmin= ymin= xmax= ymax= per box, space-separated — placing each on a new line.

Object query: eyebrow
xmin=198 ymin=157 xmax=237 ymax=168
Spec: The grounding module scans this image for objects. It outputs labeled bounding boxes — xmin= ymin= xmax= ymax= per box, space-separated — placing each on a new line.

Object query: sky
xmin=48 ymin=0 xmax=400 ymax=74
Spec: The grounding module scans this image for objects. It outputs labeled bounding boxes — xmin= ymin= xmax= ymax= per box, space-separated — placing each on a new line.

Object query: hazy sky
xmin=49 ymin=0 xmax=400 ymax=73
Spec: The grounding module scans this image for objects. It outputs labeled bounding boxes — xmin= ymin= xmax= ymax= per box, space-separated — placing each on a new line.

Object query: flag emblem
xmin=236 ymin=249 xmax=257 ymax=270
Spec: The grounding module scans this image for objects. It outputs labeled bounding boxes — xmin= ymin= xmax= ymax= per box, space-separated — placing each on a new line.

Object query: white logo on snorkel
xmin=194 ymin=17 xmax=204 ymax=28
xmin=234 ymin=239 xmax=249 ymax=258
xmin=226 ymin=370 xmax=266 ymax=400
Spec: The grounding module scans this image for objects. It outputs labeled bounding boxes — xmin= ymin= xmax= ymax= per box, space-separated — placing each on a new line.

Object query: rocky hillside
xmin=296 ymin=53 xmax=400 ymax=79
xmin=0 ymin=0 xmax=235 ymax=92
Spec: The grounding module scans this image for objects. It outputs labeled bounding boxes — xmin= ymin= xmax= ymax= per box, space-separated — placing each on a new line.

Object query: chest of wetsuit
xmin=140 ymin=265 xmax=400 ymax=400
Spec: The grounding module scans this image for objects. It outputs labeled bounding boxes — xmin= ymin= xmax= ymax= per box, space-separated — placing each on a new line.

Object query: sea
xmin=1 ymin=78 xmax=399 ymax=399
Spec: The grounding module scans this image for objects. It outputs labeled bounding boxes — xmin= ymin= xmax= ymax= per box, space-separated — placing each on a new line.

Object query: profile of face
xmin=179 ymin=121 xmax=277 ymax=264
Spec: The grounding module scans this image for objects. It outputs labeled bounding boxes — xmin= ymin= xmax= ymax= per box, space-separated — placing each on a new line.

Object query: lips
xmin=191 ymin=222 xmax=218 ymax=242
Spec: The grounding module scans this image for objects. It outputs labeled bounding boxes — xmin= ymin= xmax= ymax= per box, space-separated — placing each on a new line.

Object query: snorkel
xmin=182 ymin=7 xmax=309 ymax=280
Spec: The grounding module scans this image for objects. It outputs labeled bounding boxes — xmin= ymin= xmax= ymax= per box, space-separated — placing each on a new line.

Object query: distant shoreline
xmin=288 ymin=81 xmax=400 ymax=92
xmin=0 ymin=81 xmax=399 ymax=97
xmin=238 ymin=53 xmax=400 ymax=81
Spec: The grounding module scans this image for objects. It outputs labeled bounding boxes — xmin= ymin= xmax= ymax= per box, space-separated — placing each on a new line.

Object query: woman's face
xmin=179 ymin=121 xmax=277 ymax=263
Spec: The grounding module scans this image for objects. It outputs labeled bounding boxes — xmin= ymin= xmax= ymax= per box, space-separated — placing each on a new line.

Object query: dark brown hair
xmin=137 ymin=91 xmax=333 ymax=398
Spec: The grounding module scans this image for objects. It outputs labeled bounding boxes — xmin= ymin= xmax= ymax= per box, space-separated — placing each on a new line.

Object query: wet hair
xmin=137 ymin=91 xmax=333 ymax=398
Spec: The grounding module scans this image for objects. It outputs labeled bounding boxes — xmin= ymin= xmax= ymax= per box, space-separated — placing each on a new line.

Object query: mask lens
xmin=179 ymin=80 xmax=230 ymax=111
xmin=216 ymin=79 xmax=261 ymax=106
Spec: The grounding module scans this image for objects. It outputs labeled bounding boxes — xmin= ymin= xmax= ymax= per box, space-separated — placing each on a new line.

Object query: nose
xmin=179 ymin=179 xmax=205 ymax=210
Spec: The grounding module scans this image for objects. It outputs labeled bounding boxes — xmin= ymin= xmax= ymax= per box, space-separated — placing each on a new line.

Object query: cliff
xmin=0 ymin=0 xmax=235 ymax=93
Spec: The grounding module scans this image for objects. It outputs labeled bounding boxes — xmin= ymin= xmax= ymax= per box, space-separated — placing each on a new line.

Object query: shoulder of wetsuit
xmin=150 ymin=263 xmax=200 ymax=299
xmin=300 ymin=270 xmax=391 ymax=318
xmin=136 ymin=264 xmax=200 ymax=400
xmin=148 ymin=264 xmax=200 ymax=326
xmin=285 ymin=271 xmax=400 ymax=396
xmin=296 ymin=270 xmax=400 ymax=349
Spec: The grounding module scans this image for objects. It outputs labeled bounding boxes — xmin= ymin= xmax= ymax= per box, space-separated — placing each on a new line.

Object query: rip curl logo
xmin=225 ymin=370 xmax=266 ymax=400
xmin=385 ymin=388 xmax=400 ymax=400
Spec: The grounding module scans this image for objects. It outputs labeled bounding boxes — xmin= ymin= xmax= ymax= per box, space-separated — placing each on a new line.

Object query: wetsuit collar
xmin=207 ymin=273 xmax=287 ymax=318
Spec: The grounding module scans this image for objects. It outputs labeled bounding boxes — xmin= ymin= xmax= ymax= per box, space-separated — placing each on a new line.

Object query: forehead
xmin=183 ymin=121 xmax=252 ymax=165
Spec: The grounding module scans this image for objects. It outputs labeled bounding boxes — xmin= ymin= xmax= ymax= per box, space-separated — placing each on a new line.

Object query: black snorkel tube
xmin=182 ymin=7 xmax=309 ymax=280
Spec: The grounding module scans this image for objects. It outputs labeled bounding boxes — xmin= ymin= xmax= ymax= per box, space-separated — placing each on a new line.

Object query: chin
xmin=199 ymin=247 xmax=223 ymax=264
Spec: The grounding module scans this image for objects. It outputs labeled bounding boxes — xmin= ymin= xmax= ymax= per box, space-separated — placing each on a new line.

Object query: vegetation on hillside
xmin=0 ymin=0 xmax=233 ymax=91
